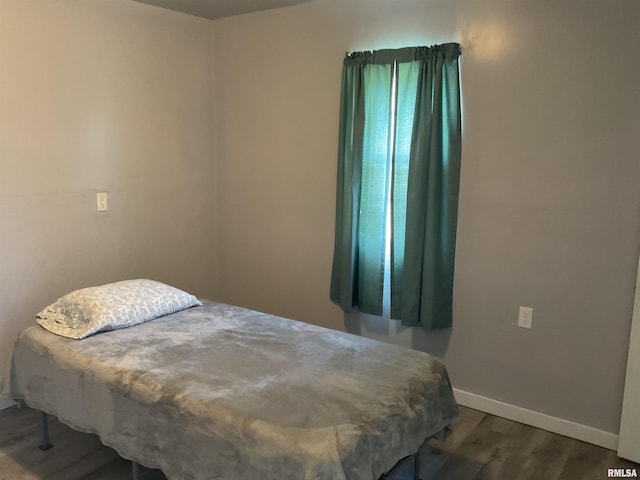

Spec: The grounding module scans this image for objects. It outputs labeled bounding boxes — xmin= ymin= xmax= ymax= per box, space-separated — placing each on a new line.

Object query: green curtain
xmin=330 ymin=44 xmax=461 ymax=329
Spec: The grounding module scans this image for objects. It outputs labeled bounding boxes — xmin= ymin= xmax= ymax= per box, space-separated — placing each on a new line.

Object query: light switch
xmin=96 ymin=192 xmax=109 ymax=212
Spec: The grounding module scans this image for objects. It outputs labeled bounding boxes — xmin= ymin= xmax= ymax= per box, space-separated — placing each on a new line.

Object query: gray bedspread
xmin=11 ymin=300 xmax=458 ymax=480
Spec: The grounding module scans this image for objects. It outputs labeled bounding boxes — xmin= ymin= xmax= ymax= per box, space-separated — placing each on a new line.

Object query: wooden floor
xmin=0 ymin=404 xmax=637 ymax=480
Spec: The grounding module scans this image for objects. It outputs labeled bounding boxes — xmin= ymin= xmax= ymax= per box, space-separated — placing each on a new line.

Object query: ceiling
xmin=131 ymin=0 xmax=315 ymax=20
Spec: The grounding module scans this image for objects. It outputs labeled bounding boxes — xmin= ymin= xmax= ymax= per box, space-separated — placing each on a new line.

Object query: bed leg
xmin=132 ymin=461 xmax=140 ymax=480
xmin=413 ymin=450 xmax=421 ymax=480
xmin=38 ymin=411 xmax=53 ymax=451
xmin=379 ymin=451 xmax=421 ymax=480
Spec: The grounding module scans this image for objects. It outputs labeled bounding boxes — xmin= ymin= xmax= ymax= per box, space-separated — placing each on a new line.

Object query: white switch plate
xmin=518 ymin=306 xmax=533 ymax=329
xmin=96 ymin=192 xmax=109 ymax=212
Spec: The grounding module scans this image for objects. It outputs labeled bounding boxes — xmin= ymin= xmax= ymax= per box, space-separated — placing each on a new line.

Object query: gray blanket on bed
xmin=11 ymin=300 xmax=458 ymax=480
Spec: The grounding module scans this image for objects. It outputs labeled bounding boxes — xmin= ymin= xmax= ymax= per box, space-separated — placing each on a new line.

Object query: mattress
xmin=11 ymin=300 xmax=458 ymax=480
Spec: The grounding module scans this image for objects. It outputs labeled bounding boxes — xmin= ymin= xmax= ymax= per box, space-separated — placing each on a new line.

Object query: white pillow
xmin=36 ymin=279 xmax=202 ymax=339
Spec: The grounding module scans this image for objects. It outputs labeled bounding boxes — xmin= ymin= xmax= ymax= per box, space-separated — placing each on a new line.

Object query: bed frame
xmin=34 ymin=409 xmax=422 ymax=480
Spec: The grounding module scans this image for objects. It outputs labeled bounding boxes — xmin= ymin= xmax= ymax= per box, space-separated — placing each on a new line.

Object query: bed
xmin=10 ymin=283 xmax=458 ymax=480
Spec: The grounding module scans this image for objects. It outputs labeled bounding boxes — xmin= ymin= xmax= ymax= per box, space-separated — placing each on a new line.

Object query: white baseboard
xmin=0 ymin=396 xmax=16 ymax=411
xmin=453 ymin=388 xmax=619 ymax=451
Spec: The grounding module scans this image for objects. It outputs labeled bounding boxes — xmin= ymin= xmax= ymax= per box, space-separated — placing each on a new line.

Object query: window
xmin=330 ymin=44 xmax=462 ymax=330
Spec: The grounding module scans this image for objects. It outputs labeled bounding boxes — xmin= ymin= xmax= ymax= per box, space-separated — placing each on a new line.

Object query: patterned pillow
xmin=36 ymin=279 xmax=202 ymax=339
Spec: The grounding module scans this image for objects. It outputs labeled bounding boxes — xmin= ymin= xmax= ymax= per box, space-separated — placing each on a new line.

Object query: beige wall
xmin=213 ymin=0 xmax=640 ymax=434
xmin=0 ymin=0 xmax=219 ymax=395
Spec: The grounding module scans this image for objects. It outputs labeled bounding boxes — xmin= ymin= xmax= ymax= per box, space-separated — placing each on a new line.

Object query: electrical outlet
xmin=518 ymin=306 xmax=533 ymax=329
xmin=96 ymin=192 xmax=109 ymax=212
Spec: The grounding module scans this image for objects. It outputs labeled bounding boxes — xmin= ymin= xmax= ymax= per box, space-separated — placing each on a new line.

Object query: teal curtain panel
xmin=330 ymin=43 xmax=462 ymax=329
